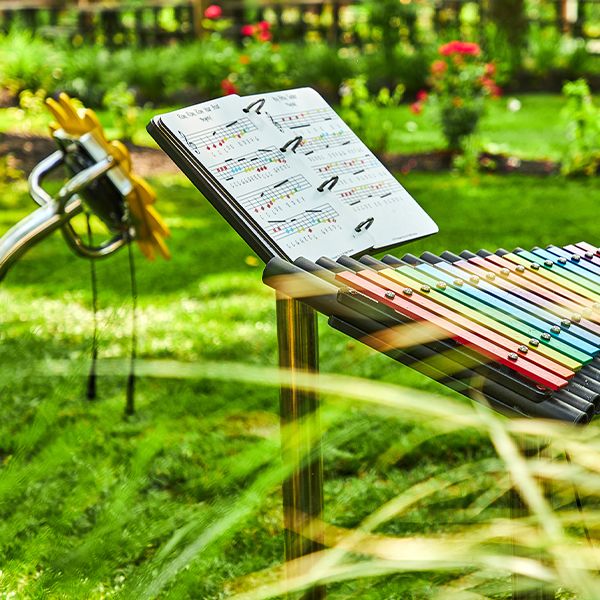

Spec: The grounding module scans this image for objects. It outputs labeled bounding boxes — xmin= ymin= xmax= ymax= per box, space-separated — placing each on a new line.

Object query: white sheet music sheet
xmin=249 ymin=88 xmax=439 ymax=249
xmin=158 ymin=94 xmax=372 ymax=261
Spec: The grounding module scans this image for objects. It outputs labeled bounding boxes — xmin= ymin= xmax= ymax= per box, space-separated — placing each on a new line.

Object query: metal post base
xmin=276 ymin=294 xmax=325 ymax=600
xmin=511 ymin=439 xmax=555 ymax=600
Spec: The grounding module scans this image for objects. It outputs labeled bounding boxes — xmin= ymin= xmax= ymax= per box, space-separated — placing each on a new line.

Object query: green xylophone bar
xmin=406 ymin=258 xmax=599 ymax=357
xmin=381 ymin=256 xmax=592 ymax=365
xmin=417 ymin=253 xmax=600 ymax=349
xmin=454 ymin=250 xmax=600 ymax=336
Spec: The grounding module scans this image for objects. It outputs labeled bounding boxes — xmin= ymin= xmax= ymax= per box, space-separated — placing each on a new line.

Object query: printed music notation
xmin=314 ymin=154 xmax=380 ymax=177
xmin=267 ymin=204 xmax=339 ymax=241
xmin=238 ymin=175 xmax=312 ymax=214
xmin=298 ymin=130 xmax=355 ymax=155
xmin=181 ymin=117 xmax=257 ymax=151
xmin=212 ymin=147 xmax=287 ymax=183
xmin=272 ymin=106 xmax=337 ymax=130
xmin=338 ymin=180 xmax=398 ymax=207
xmin=153 ymin=88 xmax=438 ymax=260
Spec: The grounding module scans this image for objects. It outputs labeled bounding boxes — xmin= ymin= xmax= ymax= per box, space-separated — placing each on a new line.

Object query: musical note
xmin=314 ymin=154 xmax=379 ymax=177
xmin=268 ymin=204 xmax=340 ymax=241
xmin=182 ymin=117 xmax=258 ymax=152
xmin=212 ymin=147 xmax=287 ymax=183
xmin=238 ymin=175 xmax=312 ymax=214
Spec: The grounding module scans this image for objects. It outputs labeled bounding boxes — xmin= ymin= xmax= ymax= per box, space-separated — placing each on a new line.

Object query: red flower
xmin=204 ymin=4 xmax=222 ymax=19
xmin=410 ymin=101 xmax=423 ymax=115
xmin=431 ymin=60 xmax=447 ymax=75
xmin=241 ymin=24 xmax=255 ymax=36
xmin=257 ymin=20 xmax=271 ymax=32
xmin=416 ymin=90 xmax=428 ymax=102
xmin=484 ymin=62 xmax=496 ymax=76
xmin=439 ymin=40 xmax=481 ymax=57
xmin=258 ymin=29 xmax=272 ymax=42
xmin=221 ymin=78 xmax=238 ymax=95
xmin=481 ymin=77 xmax=502 ymax=97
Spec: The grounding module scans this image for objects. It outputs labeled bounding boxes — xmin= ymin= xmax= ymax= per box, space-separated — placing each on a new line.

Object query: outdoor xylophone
xmin=264 ymin=242 xmax=600 ymax=425
xmin=147 ymin=89 xmax=589 ymax=598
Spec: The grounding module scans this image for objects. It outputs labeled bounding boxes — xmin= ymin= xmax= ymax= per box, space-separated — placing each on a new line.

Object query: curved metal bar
xmin=61 ymin=222 xmax=128 ymax=260
xmin=28 ymin=150 xmax=65 ymax=207
xmin=56 ymin=155 xmax=115 ymax=211
xmin=55 ymin=154 xmax=130 ymax=259
xmin=0 ymin=196 xmax=82 ymax=282
xmin=1 ymin=149 xmax=131 ymax=280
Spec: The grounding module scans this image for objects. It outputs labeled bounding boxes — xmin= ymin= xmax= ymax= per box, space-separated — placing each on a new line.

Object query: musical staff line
xmin=298 ymin=130 xmax=355 ymax=154
xmin=238 ymin=175 xmax=312 ymax=213
xmin=212 ymin=147 xmax=287 ymax=182
xmin=272 ymin=107 xmax=337 ymax=129
xmin=184 ymin=117 xmax=258 ymax=150
xmin=314 ymin=154 xmax=379 ymax=177
xmin=338 ymin=180 xmax=398 ymax=207
xmin=268 ymin=204 xmax=339 ymax=241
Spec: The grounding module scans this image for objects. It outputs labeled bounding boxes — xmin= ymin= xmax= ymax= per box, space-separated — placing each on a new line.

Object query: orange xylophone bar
xmin=263 ymin=243 xmax=600 ymax=424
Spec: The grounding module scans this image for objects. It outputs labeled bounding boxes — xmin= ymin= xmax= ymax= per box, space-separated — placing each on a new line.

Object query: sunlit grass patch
xmin=1 ymin=170 xmax=599 ymax=597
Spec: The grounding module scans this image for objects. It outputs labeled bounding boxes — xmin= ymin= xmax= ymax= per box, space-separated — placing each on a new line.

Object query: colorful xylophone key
xmin=262 ymin=241 xmax=600 ymax=425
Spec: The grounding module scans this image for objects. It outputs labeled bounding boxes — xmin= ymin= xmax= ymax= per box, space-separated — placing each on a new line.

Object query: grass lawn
xmin=381 ymin=93 xmax=569 ymax=161
xmin=0 ymin=93 xmax=569 ymax=161
xmin=0 ymin=170 xmax=598 ymax=598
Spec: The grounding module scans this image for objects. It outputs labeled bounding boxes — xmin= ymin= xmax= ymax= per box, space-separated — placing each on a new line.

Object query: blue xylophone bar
xmin=263 ymin=242 xmax=600 ymax=425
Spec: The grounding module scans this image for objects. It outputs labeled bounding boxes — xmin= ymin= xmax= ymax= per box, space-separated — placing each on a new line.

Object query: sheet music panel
xmin=147 ymin=88 xmax=438 ymax=262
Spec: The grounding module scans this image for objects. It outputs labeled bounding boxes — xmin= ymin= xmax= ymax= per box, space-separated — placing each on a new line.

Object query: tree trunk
xmin=489 ymin=0 xmax=528 ymax=70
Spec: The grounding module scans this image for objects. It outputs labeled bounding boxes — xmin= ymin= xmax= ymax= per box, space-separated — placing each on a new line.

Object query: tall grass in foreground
xmin=32 ymin=357 xmax=600 ymax=599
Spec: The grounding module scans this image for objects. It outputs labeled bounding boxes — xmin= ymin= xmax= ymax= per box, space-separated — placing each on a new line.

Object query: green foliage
xmin=0 ymin=31 xmax=357 ymax=107
xmin=488 ymin=0 xmax=527 ymax=72
xmin=228 ymin=39 xmax=293 ymax=95
xmin=339 ymin=76 xmax=404 ymax=154
xmin=364 ymin=0 xmax=418 ymax=55
xmin=524 ymin=25 xmax=599 ymax=81
xmin=0 ymin=31 xmax=61 ymax=96
xmin=561 ymin=79 xmax=600 ymax=177
xmin=286 ymin=42 xmax=356 ymax=98
xmin=102 ymin=82 xmax=139 ymax=142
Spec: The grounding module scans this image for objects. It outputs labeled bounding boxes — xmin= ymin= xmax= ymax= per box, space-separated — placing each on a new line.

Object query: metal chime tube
xmin=276 ymin=293 xmax=325 ymax=600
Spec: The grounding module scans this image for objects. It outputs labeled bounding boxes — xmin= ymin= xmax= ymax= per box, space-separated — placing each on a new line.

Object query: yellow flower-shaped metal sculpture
xmin=46 ymin=93 xmax=170 ymax=260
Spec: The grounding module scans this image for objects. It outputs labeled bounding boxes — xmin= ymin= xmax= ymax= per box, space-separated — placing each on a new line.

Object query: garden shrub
xmin=424 ymin=41 xmax=500 ymax=151
xmin=339 ymin=76 xmax=404 ymax=154
xmin=61 ymin=45 xmax=117 ymax=106
xmin=0 ymin=27 xmax=597 ymax=109
xmin=561 ymin=79 xmax=600 ymax=177
xmin=286 ymin=42 xmax=356 ymax=100
xmin=0 ymin=31 xmax=61 ymax=95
